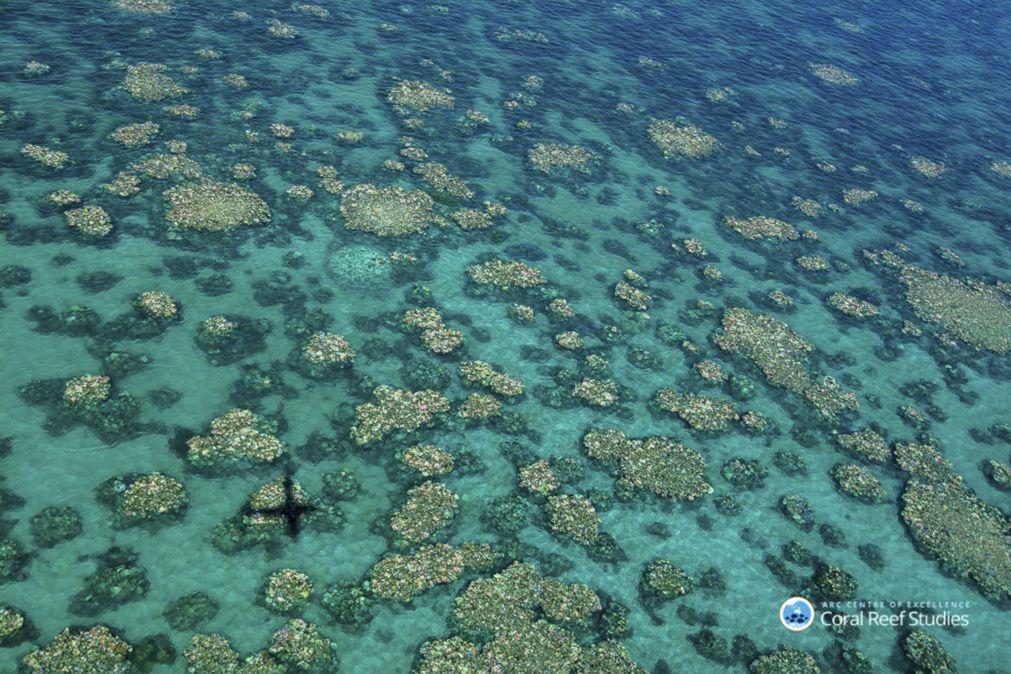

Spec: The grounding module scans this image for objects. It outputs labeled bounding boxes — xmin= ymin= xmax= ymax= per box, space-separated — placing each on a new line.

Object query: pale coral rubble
xmin=648 ymin=119 xmax=720 ymax=158
xmin=164 ymin=180 xmax=270 ymax=232
xmin=713 ymin=308 xmax=858 ymax=418
xmin=340 ymin=184 xmax=436 ymax=237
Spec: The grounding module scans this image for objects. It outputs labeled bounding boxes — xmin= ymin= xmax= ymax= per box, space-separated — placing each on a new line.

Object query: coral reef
xmin=186 ymin=408 xmax=284 ymax=471
xmin=350 ymin=386 xmax=450 ymax=445
xmin=340 ymin=184 xmax=436 ymax=236
xmin=164 ymin=180 xmax=271 ymax=232
xmin=582 ymin=429 xmax=711 ymax=501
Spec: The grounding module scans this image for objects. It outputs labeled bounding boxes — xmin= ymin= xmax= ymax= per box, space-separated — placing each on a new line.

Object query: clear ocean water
xmin=0 ymin=0 xmax=1009 ymax=672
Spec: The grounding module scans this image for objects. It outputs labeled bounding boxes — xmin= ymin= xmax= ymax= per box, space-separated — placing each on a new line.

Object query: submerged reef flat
xmin=163 ymin=180 xmax=271 ymax=232
xmin=0 ymin=0 xmax=1009 ymax=672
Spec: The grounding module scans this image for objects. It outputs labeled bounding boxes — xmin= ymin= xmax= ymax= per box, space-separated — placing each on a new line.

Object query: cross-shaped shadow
xmin=244 ymin=468 xmax=316 ymax=539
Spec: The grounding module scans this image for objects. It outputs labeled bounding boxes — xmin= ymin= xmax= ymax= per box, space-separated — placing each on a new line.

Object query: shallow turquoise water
xmin=1 ymin=0 xmax=1009 ymax=672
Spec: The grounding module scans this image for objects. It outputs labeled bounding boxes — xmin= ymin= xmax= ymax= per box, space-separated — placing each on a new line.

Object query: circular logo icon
xmin=780 ymin=596 xmax=815 ymax=631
